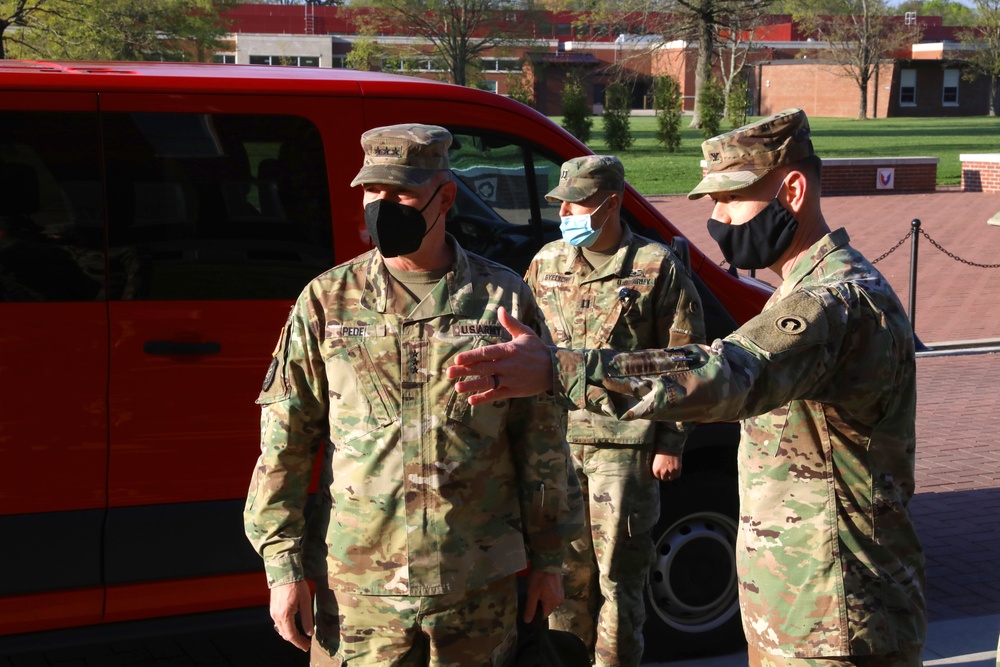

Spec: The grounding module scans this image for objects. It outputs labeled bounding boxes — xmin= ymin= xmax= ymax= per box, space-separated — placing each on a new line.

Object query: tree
xmin=561 ymin=74 xmax=593 ymax=142
xmin=369 ymin=0 xmax=539 ymax=87
xmin=345 ymin=14 xmax=392 ymax=71
xmin=724 ymin=69 xmax=749 ymax=127
xmin=4 ymin=0 xmax=236 ymax=61
xmin=958 ymin=0 xmax=1000 ymax=116
xmin=697 ymin=75 xmax=724 ymax=137
xmin=0 ymin=0 xmax=67 ymax=59
xmin=715 ymin=7 xmax=766 ymax=121
xmin=653 ymin=74 xmax=682 ymax=151
xmin=799 ymin=0 xmax=923 ymax=119
xmin=506 ymin=65 xmax=535 ymax=106
xmin=602 ymin=78 xmax=633 ymax=149
xmin=673 ymin=0 xmax=775 ymax=129
xmin=895 ymin=0 xmax=976 ymax=26
xmin=255 ymin=0 xmax=345 ymax=5
xmin=583 ymin=0 xmax=773 ymax=128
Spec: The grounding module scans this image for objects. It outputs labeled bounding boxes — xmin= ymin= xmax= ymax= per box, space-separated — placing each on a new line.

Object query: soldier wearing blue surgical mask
xmin=524 ymin=155 xmax=705 ymax=667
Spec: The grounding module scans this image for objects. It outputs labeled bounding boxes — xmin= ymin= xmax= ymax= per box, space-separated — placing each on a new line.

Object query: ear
xmin=608 ymin=192 xmax=622 ymax=213
xmin=438 ymin=179 xmax=458 ymax=215
xmin=782 ymin=168 xmax=809 ymax=215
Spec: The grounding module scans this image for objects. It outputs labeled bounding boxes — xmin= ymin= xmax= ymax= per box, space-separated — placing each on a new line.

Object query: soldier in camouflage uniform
xmin=244 ymin=123 xmax=583 ymax=666
xmin=524 ymin=155 xmax=705 ymax=667
xmin=448 ymin=109 xmax=926 ymax=667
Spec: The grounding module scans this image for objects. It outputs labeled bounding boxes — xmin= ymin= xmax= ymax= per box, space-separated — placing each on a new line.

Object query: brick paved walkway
xmin=647 ymin=191 xmax=1000 ymax=344
xmin=651 ymin=190 xmax=1000 ymax=622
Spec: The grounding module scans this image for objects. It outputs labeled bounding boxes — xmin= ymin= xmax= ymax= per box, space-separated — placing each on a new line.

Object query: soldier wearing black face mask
xmin=447 ymin=108 xmax=926 ymax=667
xmin=246 ymin=122 xmax=583 ymax=665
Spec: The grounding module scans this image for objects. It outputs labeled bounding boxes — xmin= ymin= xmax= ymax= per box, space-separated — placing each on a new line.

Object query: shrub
xmin=726 ymin=73 xmax=750 ymax=129
xmin=561 ymin=75 xmax=592 ymax=143
xmin=602 ymin=79 xmax=634 ymax=151
xmin=698 ymin=77 xmax=725 ymax=139
xmin=653 ymin=74 xmax=682 ymax=152
xmin=506 ymin=72 xmax=534 ymax=108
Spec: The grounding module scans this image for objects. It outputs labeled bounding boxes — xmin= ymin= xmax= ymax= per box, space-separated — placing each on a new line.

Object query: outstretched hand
xmin=447 ymin=306 xmax=554 ymax=405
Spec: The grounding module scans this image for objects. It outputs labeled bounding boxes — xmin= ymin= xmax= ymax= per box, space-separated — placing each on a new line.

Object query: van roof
xmin=0 ymin=60 xmax=491 ymax=99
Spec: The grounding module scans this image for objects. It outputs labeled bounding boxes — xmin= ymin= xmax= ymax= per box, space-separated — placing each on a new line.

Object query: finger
xmin=299 ymin=590 xmax=314 ymax=638
xmin=497 ymin=306 xmax=534 ymax=338
xmin=452 ymin=345 xmax=503 ymax=368
xmin=448 ymin=362 xmax=497 ymax=381
xmin=453 ymin=375 xmax=495 ymax=394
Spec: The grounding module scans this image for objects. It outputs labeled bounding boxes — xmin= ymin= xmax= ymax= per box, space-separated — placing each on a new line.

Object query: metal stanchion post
xmin=909 ymin=219 xmax=921 ymax=332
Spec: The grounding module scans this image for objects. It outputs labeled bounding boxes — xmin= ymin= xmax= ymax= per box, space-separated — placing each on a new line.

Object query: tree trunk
xmin=857 ymin=69 xmax=870 ymax=120
xmin=991 ymin=75 xmax=998 ymax=117
xmin=689 ymin=18 xmax=714 ymax=129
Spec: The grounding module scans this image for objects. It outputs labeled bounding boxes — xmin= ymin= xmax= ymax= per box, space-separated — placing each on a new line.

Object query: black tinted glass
xmin=103 ymin=113 xmax=333 ymax=300
xmin=0 ymin=112 xmax=104 ymax=302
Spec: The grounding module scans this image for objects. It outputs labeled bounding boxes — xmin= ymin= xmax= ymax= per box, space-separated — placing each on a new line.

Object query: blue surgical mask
xmin=559 ymin=196 xmax=610 ymax=247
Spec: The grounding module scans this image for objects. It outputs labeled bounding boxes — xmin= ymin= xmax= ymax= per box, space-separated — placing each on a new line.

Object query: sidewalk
xmin=647 ymin=191 xmax=1000 ymax=344
xmin=655 ymin=614 xmax=1000 ymax=667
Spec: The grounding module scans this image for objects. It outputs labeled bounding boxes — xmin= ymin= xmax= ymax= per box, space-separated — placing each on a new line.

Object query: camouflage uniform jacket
xmin=551 ymin=229 xmax=925 ymax=657
xmin=245 ymin=237 xmax=582 ymax=596
xmin=524 ymin=226 xmax=705 ymax=453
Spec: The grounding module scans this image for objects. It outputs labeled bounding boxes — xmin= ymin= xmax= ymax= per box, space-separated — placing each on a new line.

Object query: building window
xmin=212 ymin=54 xmax=236 ymax=64
xmin=383 ymin=56 xmax=446 ymax=73
xmin=555 ymin=23 xmax=572 ymax=36
xmin=480 ymin=58 xmax=520 ymax=72
xmin=900 ymin=69 xmax=916 ymax=106
xmin=331 ymin=55 xmax=347 ymax=68
xmin=943 ymin=69 xmax=959 ymax=106
xmin=476 ymin=80 xmax=498 ymax=93
xmin=249 ymin=55 xmax=320 ymax=67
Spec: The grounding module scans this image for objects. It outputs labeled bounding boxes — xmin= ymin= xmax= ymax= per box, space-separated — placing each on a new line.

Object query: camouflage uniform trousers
xmin=748 ymin=645 xmax=922 ymax=667
xmin=310 ymin=574 xmax=519 ymax=667
xmin=548 ymin=443 xmax=659 ymax=667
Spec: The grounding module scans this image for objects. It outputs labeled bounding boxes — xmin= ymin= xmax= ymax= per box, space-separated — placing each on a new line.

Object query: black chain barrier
xmin=873 ymin=226 xmax=1000 ymax=268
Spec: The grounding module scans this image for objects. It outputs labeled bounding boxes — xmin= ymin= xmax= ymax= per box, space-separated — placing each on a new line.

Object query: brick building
xmin=216 ymin=4 xmax=994 ymax=119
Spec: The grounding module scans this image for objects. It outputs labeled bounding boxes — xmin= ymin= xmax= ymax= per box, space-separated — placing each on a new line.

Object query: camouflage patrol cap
xmin=687 ymin=108 xmax=814 ymax=200
xmin=545 ymin=155 xmax=625 ymax=203
xmin=350 ymin=123 xmax=452 ymax=188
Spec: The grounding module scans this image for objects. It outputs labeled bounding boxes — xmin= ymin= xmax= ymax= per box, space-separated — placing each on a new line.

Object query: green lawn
xmin=554 ymin=115 xmax=1000 ymax=196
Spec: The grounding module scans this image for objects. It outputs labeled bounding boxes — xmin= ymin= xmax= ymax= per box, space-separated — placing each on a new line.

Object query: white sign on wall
xmin=877 ymin=168 xmax=895 ymax=189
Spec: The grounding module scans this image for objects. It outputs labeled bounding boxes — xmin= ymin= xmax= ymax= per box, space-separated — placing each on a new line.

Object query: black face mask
xmin=706 ymin=192 xmax=798 ymax=270
xmin=364 ymin=184 xmax=443 ymax=258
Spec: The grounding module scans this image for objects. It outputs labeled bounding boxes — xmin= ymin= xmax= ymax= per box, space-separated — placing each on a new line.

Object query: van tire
xmin=642 ymin=470 xmax=746 ymax=660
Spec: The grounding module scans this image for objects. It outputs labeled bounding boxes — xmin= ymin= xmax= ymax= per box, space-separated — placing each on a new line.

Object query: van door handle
xmin=143 ymin=341 xmax=222 ymax=355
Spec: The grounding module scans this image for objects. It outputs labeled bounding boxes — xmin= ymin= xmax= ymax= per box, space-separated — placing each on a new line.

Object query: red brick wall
xmin=699 ymin=158 xmax=938 ymax=195
xmin=961 ymin=157 xmax=1000 ymax=193
xmin=821 ymin=161 xmax=937 ymax=195
xmin=757 ymin=62 xmax=895 ymax=119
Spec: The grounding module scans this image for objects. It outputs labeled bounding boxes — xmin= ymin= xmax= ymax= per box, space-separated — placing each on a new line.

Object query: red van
xmin=0 ymin=61 xmax=768 ymax=659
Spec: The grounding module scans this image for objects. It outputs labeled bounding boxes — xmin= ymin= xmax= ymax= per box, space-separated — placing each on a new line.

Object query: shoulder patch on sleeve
xmin=737 ymin=291 xmax=829 ymax=356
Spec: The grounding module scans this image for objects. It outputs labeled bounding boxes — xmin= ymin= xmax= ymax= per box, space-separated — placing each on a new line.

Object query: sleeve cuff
xmin=264 ymin=552 xmax=305 ymax=588
xmin=551 ymin=348 xmax=588 ymax=412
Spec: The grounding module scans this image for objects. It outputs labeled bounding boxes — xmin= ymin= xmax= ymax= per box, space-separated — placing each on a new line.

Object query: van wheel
xmin=643 ymin=470 xmax=746 ymax=660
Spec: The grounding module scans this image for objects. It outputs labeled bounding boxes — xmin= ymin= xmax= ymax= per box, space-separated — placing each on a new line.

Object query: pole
xmin=908 ymin=219 xmax=920 ymax=331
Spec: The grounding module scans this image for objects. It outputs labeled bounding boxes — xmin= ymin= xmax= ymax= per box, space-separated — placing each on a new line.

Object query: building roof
xmin=526 ymin=51 xmax=601 ymax=66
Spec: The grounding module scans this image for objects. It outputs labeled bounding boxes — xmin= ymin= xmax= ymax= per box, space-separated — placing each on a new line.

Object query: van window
xmin=446 ymin=131 xmax=562 ymax=274
xmin=0 ymin=112 xmax=104 ymax=302
xmin=102 ymin=113 xmax=334 ymax=300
